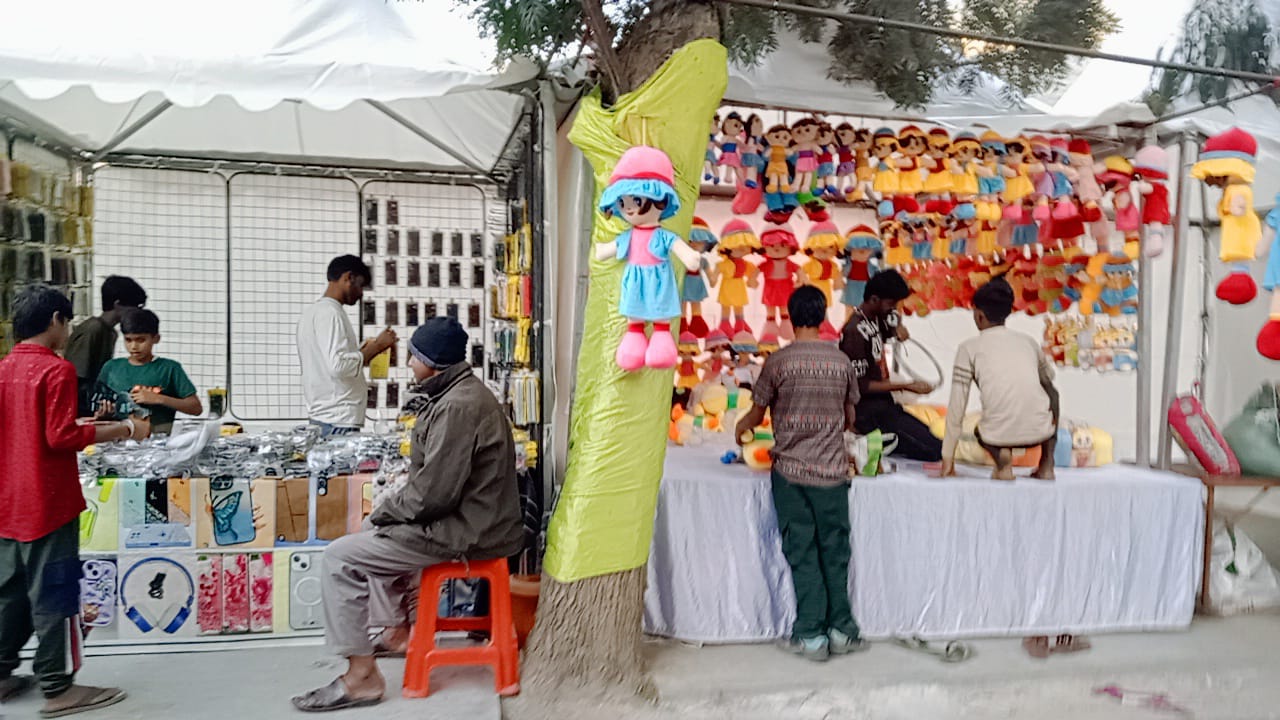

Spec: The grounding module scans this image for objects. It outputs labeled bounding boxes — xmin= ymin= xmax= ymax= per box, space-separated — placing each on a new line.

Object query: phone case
xmin=451 ymin=231 xmax=464 ymax=256
xmin=364 ymin=198 xmax=379 ymax=225
xmin=315 ymin=476 xmax=348 ymax=541
xmin=386 ymin=199 xmax=399 ymax=225
xmin=80 ymin=559 xmax=117 ymax=628
xmin=362 ymin=229 xmax=378 ymax=254
xmin=471 ymin=232 xmax=483 ymax=258
xmin=431 ymin=231 xmax=444 ymax=256
xmin=223 ymin=554 xmax=250 ymax=633
xmin=406 ymin=302 xmax=420 ymax=326
xmin=275 ymin=478 xmax=309 ymax=543
xmin=386 ymin=228 xmax=400 ymax=255
xmin=472 ymin=263 xmax=485 ymax=288
xmin=210 ymin=477 xmax=256 ymax=546
xmin=197 ymin=554 xmax=224 ymax=635
xmin=249 ymin=553 xmax=273 ymax=633
xmin=1169 ymin=394 xmax=1240 ymax=475
xmin=289 ymin=552 xmax=324 ymax=630
xmin=407 ymin=229 xmax=421 ymax=256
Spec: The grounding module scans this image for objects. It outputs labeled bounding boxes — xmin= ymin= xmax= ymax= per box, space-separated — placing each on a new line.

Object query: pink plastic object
xmin=1168 ymin=390 xmax=1240 ymax=475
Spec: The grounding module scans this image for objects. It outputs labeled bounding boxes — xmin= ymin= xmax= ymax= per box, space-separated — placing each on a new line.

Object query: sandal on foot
xmin=39 ymin=686 xmax=126 ymax=718
xmin=1022 ymin=636 xmax=1051 ymax=659
xmin=292 ymin=678 xmax=381 ymax=713
xmin=1 ymin=675 xmax=34 ymax=702
xmin=1051 ymin=634 xmax=1091 ymax=654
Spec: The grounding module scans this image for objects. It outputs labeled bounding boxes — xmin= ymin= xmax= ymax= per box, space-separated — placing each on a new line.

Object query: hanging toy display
xmin=742 ymin=114 xmax=765 ymax=191
xmin=704 ymin=115 xmax=720 ymax=184
xmin=717 ymin=112 xmax=748 ymax=188
xmin=978 ymin=131 xmax=1010 ymax=222
xmin=834 ymin=123 xmax=862 ymax=201
xmin=1097 ymin=156 xmax=1140 ymax=258
xmin=714 ymin=219 xmax=761 ymax=337
xmin=1132 ymin=145 xmax=1171 ymax=258
xmin=801 ymin=221 xmax=846 ymax=340
xmin=894 ymin=126 xmax=926 ymax=213
xmin=757 ymin=221 xmax=802 ymax=342
xmin=681 ymin=217 xmax=718 ymax=338
xmin=763 ymin=124 xmax=794 ymax=194
xmin=871 ymin=127 xmax=901 ymax=215
xmin=596 ymin=145 xmax=704 ymax=372
xmin=816 ymin=122 xmax=840 ymax=200
xmin=1257 ymin=194 xmax=1280 ymax=359
xmin=842 ymin=224 xmax=883 ymax=317
xmin=948 ymin=132 xmax=982 ymax=221
xmin=923 ymin=127 xmax=953 ymax=199
xmin=790 ymin=118 xmax=822 ymax=201
xmin=1190 ymin=127 xmax=1262 ymax=307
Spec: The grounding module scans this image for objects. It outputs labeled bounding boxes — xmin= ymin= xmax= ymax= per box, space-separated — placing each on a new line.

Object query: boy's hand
xmin=129 ymin=386 xmax=163 ymax=405
xmin=128 ymin=415 xmax=152 ymax=440
xmin=905 ymin=380 xmax=934 ymax=395
xmin=95 ymin=400 xmax=116 ymax=419
xmin=938 ymin=459 xmax=956 ymax=478
xmin=896 ymin=323 xmax=910 ymax=342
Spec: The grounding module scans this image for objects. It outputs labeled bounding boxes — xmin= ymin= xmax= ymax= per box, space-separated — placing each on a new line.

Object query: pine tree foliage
xmin=456 ymin=0 xmax=1119 ymax=108
xmin=1143 ymin=0 xmax=1279 ymax=116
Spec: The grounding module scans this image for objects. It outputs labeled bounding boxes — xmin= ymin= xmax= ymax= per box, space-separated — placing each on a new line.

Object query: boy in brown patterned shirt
xmin=735 ymin=286 xmax=866 ymax=662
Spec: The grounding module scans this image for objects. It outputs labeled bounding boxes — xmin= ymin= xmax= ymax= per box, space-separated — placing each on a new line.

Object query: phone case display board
xmin=359 ymin=184 xmax=490 ymax=421
xmin=1 ymin=141 xmax=94 ymax=356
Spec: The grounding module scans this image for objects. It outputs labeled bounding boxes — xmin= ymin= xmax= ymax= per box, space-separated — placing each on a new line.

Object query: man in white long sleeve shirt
xmin=939 ymin=277 xmax=1059 ymax=481
xmin=297 ymin=255 xmax=396 ymax=435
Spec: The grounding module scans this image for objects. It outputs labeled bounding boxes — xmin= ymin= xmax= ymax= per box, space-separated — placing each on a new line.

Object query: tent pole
xmin=1156 ymin=134 xmax=1196 ymax=470
xmin=715 ymin=0 xmax=1280 ymax=84
xmin=1136 ymin=172 xmax=1152 ymax=468
xmin=364 ymin=99 xmax=490 ymax=176
xmin=90 ymin=100 xmax=172 ymax=161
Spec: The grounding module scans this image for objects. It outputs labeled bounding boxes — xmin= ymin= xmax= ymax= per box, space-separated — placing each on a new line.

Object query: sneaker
xmin=785 ymin=635 xmax=830 ymax=662
xmin=828 ymin=628 xmax=869 ymax=655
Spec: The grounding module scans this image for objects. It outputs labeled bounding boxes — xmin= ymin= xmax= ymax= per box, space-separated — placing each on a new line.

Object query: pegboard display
xmin=229 ymin=174 xmax=359 ymax=421
xmin=358 ymin=181 xmax=489 ymax=422
xmin=1 ymin=139 xmax=91 ymax=355
xmin=93 ymin=168 xmax=227 ymax=396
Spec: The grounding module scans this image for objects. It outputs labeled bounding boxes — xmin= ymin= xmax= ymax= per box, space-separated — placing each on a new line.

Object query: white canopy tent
xmin=0 ymin=0 xmax=538 ymax=174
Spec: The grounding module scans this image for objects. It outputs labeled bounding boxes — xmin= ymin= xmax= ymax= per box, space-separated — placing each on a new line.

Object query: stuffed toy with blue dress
xmin=597 ymin=145 xmax=704 ymax=371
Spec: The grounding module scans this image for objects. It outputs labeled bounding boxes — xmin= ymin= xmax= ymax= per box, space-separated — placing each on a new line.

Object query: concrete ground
xmin=4 ymin=489 xmax=1277 ymax=720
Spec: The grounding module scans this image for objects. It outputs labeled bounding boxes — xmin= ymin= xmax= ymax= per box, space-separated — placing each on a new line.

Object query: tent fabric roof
xmin=0 ymin=0 xmax=536 ymax=173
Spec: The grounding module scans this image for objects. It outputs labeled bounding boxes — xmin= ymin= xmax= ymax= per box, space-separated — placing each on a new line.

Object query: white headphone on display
xmin=119 ymin=557 xmax=194 ymax=634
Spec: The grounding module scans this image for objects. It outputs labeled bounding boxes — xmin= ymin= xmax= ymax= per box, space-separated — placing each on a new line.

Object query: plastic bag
xmin=1223 ymin=383 xmax=1280 ymax=477
xmin=1208 ymin=519 xmax=1280 ymax=615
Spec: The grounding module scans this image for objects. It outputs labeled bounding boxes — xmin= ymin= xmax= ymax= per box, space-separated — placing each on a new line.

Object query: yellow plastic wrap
xmin=543 ymin=39 xmax=728 ymax=583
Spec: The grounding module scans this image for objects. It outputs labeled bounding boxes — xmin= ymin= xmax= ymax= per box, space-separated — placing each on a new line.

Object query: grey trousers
xmin=321 ymin=528 xmax=444 ymax=657
xmin=0 ymin=519 xmax=82 ymax=697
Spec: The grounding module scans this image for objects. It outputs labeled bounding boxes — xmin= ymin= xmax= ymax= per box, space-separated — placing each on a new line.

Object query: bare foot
xmin=339 ymin=669 xmax=386 ymax=701
xmin=372 ymin=625 xmax=410 ymax=654
xmin=1022 ymin=636 xmax=1050 ymax=659
xmin=1030 ymin=466 xmax=1056 ymax=480
xmin=992 ymin=464 xmax=1015 ymax=481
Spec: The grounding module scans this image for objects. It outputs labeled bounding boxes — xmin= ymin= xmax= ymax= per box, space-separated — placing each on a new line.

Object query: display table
xmin=644 ymin=444 xmax=1205 ymax=642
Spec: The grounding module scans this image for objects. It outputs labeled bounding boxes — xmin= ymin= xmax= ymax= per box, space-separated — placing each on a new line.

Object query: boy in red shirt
xmin=0 ymin=285 xmax=149 ymax=717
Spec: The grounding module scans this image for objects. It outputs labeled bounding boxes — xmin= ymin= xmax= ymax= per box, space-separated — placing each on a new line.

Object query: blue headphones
xmin=119 ymin=557 xmax=194 ymax=634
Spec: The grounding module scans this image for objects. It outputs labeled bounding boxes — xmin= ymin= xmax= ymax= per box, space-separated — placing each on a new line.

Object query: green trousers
xmin=0 ymin=519 xmax=82 ymax=697
xmin=771 ymin=470 xmax=860 ymax=641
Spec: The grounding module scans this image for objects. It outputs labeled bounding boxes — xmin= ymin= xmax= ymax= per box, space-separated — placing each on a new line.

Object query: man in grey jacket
xmin=292 ymin=317 xmax=521 ymax=713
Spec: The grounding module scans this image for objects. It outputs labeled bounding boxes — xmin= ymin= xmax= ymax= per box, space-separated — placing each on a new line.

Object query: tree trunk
xmin=509 ymin=17 xmax=724 ymax=715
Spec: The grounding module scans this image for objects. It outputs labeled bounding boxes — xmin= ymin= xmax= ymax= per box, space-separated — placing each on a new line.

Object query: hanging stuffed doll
xmin=790 ymin=118 xmax=822 ymax=200
xmin=816 ymin=123 xmax=840 ymax=199
xmin=596 ymin=145 xmax=704 ymax=371
xmin=741 ymin=113 xmax=764 ymax=191
xmin=923 ymin=128 xmax=954 ymax=200
xmin=1191 ymin=127 xmax=1261 ymax=306
xmin=801 ymin=221 xmax=846 ymax=340
xmin=673 ymin=331 xmax=702 ymax=408
xmin=1099 ymin=256 xmax=1139 ymax=316
xmin=715 ymin=219 xmax=761 ymax=337
xmin=704 ymin=115 xmax=720 ymax=184
xmin=948 ymin=132 xmax=982 ymax=221
xmin=717 ymin=112 xmax=748 ymax=188
xmin=1067 ymin=138 xmax=1110 ymax=251
xmin=881 ymin=217 xmax=912 ymax=268
xmin=1098 ymin=156 xmax=1141 ymax=258
xmin=853 ymin=128 xmax=876 ymax=203
xmin=1001 ymin=136 xmax=1036 ymax=209
xmin=835 ymin=123 xmax=861 ymax=200
xmin=894 ymin=126 xmax=926 ymax=213
xmin=757 ymin=222 xmax=802 ymax=342
xmin=978 ymin=131 xmax=1010 ymax=222
xmin=763 ymin=124 xmax=794 ymax=194
xmin=1256 ymin=194 xmax=1280 ymax=358
xmin=871 ymin=127 xmax=901 ymax=215
xmin=1132 ymin=145 xmax=1171 ymax=258
xmin=842 ymin=224 xmax=882 ymax=318
xmin=681 ymin=216 xmax=718 ymax=338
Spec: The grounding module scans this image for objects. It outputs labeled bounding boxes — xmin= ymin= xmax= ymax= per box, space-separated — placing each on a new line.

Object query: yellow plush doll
xmin=1190 ymin=127 xmax=1262 ymax=307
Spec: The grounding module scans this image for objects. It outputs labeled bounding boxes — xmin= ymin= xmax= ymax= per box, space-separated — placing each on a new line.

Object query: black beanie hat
xmin=409 ymin=317 xmax=469 ymax=369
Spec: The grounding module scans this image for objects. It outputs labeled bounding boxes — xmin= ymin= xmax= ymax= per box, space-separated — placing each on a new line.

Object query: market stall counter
xmin=644 ymin=443 xmax=1205 ymax=643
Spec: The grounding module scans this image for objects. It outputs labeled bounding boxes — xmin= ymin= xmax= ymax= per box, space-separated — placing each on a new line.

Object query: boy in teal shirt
xmin=97 ymin=309 xmax=202 ymax=433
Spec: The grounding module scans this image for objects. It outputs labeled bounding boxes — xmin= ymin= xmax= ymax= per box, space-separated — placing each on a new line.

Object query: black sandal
xmin=291 ymin=678 xmax=381 ymax=713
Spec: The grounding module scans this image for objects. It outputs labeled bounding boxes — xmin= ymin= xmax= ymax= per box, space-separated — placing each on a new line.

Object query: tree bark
xmin=614 ymin=0 xmax=720 ymax=95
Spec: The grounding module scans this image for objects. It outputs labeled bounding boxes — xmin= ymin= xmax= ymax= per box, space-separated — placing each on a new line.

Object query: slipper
xmin=1051 ymin=634 xmax=1091 ymax=654
xmin=893 ymin=636 xmax=974 ymax=663
xmin=291 ymin=678 xmax=381 ymax=713
xmin=39 ymin=686 xmax=126 ymax=718
xmin=1022 ymin=636 xmax=1051 ymax=659
xmin=1 ymin=675 xmax=34 ymax=702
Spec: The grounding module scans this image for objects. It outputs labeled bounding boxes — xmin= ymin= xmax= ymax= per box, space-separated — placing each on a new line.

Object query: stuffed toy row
xmin=1042 ymin=316 xmax=1138 ymax=373
xmin=1189 ymin=127 xmax=1280 ymax=360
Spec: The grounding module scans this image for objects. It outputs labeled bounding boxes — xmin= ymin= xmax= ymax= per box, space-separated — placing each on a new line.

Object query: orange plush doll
xmin=714 ymin=219 xmax=762 ymax=337
xmin=895 ymin=125 xmax=927 ymax=212
xmin=801 ymin=221 xmax=846 ymax=340
xmin=758 ymin=222 xmax=803 ymax=341
xmin=763 ymin=124 xmax=794 ymax=194
xmin=872 ymin=127 xmax=901 ymax=215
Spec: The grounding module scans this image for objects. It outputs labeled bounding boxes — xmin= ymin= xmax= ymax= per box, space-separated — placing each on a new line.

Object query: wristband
xmin=122 ymin=418 xmax=136 ymax=438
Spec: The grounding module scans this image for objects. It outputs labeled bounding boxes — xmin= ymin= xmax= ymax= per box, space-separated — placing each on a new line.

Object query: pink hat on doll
xmin=760 ymin=221 xmax=799 ymax=250
xmin=608 ymin=145 xmax=675 ymax=186
xmin=600 ymin=145 xmax=681 ymax=220
xmin=720 ymin=218 xmax=761 ymax=250
xmin=1133 ymin=145 xmax=1169 ymax=180
xmin=804 ymin=220 xmax=842 ymax=252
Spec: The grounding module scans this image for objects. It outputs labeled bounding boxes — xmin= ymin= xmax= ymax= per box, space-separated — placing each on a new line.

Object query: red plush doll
xmin=758 ymin=222 xmax=803 ymax=341
xmin=1133 ymin=145 xmax=1171 ymax=258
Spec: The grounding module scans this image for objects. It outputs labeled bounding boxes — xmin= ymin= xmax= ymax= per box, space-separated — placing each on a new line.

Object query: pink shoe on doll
xmin=645 ymin=327 xmax=678 ymax=368
xmin=616 ymin=326 xmax=649 ymax=371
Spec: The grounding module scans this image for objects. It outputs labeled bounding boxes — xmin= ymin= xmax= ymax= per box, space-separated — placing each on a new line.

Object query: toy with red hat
xmin=802 ymin=221 xmax=845 ymax=338
xmin=871 ymin=127 xmax=901 ymax=206
xmin=758 ymin=221 xmax=802 ymax=341
xmin=896 ymin=126 xmax=928 ymax=197
xmin=842 ymin=224 xmax=883 ymax=314
xmin=674 ymin=331 xmax=703 ymax=394
xmin=681 ymin=217 xmax=718 ymax=338
xmin=1132 ymin=145 xmax=1171 ymax=257
xmin=595 ymin=145 xmax=704 ymax=372
xmin=1191 ymin=127 xmax=1262 ymax=306
xmin=923 ymin=127 xmax=954 ymax=197
xmin=715 ymin=218 xmax=761 ymax=338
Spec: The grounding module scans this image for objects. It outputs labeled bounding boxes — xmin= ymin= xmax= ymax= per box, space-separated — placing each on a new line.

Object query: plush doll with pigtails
xmin=923 ymin=127 xmax=953 ymax=198
xmin=871 ymin=128 xmax=901 ymax=214
xmin=741 ymin=114 xmax=765 ymax=191
xmin=1132 ymin=145 xmax=1171 ymax=257
xmin=978 ymin=131 xmax=1010 ymax=222
xmin=841 ymin=224 xmax=882 ymax=316
xmin=704 ymin=115 xmax=720 ymax=184
xmin=1001 ymin=136 xmax=1036 ymax=208
xmin=790 ymin=118 xmax=823 ymax=199
xmin=757 ymin=222 xmax=802 ymax=341
xmin=834 ymin=123 xmax=861 ymax=200
xmin=763 ymin=124 xmax=795 ymax=194
xmin=1097 ymin=156 xmax=1140 ymax=258
xmin=714 ymin=219 xmax=762 ymax=337
xmin=1067 ymin=138 xmax=1110 ymax=250
xmin=816 ymin=122 xmax=840 ymax=199
xmin=680 ymin=216 xmax=718 ymax=338
xmin=1256 ymin=194 xmax=1280 ymax=358
xmin=596 ymin=146 xmax=705 ymax=371
xmin=948 ymin=132 xmax=982 ymax=221
xmin=801 ymin=221 xmax=846 ymax=340
xmin=1191 ymin=128 xmax=1267 ymax=336
xmin=717 ymin=112 xmax=748 ymax=188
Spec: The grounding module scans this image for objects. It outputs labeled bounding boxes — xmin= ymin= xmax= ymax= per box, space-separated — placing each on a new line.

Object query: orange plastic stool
xmin=402 ymin=558 xmax=520 ymax=698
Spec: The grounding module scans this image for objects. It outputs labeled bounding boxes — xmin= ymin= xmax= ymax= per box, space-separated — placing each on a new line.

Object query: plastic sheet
xmin=542 ymin=39 xmax=728 ymax=583
xmin=645 ymin=445 xmax=1203 ymax=641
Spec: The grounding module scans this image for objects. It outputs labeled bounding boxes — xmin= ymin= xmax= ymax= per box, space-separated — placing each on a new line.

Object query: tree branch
xmin=581 ymin=0 xmax=625 ymax=100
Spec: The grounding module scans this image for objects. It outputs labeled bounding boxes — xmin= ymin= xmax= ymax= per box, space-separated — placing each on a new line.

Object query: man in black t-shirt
xmin=839 ymin=270 xmax=942 ymax=462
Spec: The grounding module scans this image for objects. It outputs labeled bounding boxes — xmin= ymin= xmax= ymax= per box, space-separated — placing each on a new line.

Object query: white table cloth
xmin=644 ymin=444 xmax=1205 ymax=642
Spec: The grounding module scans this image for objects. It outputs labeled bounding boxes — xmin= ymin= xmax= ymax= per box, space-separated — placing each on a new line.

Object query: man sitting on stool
xmin=292 ymin=317 xmax=522 ymax=712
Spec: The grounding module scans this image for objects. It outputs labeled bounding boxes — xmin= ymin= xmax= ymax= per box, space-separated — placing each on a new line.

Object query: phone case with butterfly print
xmin=210 ymin=477 xmax=256 ymax=546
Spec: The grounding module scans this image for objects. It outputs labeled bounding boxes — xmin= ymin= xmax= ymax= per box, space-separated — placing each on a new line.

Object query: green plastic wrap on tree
xmin=543 ymin=39 xmax=728 ymax=583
